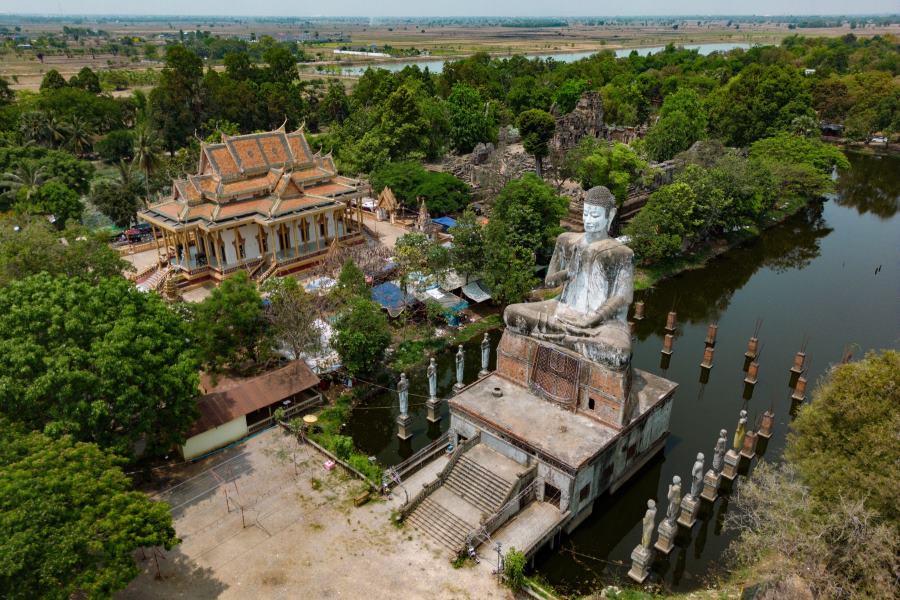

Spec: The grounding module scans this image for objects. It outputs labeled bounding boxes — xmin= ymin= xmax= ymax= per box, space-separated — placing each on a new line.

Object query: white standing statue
xmin=665 ymin=475 xmax=682 ymax=526
xmin=397 ymin=372 xmax=409 ymax=417
xmin=427 ymin=357 xmax=437 ymax=400
xmin=455 ymin=345 xmax=465 ymax=388
xmin=712 ymin=429 xmax=728 ymax=473
xmin=480 ymin=333 xmax=491 ymax=375
xmin=690 ymin=453 xmax=705 ymax=499
xmin=641 ymin=499 xmax=657 ymax=549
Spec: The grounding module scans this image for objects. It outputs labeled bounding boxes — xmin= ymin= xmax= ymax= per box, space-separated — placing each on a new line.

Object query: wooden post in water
xmin=704 ymin=324 xmax=718 ymax=347
xmin=665 ymin=311 xmax=677 ymax=333
xmin=700 ymin=346 xmax=714 ymax=370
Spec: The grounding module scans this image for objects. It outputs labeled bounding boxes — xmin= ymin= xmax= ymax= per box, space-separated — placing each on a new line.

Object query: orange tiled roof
xmin=305 ymin=181 xmax=353 ymax=197
xmin=207 ymin=146 xmax=240 ymax=177
xmin=216 ymin=198 xmax=273 ymax=220
xmin=274 ymin=196 xmax=324 ymax=216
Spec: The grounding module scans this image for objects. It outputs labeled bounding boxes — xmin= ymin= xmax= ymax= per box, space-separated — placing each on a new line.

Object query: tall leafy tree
xmin=448 ymin=208 xmax=486 ymax=283
xmin=0 ymin=218 xmax=127 ymax=286
xmin=90 ymin=161 xmax=144 ymax=228
xmin=64 ymin=115 xmax=94 ymax=158
xmin=332 ymin=297 xmax=390 ymax=377
xmin=0 ymin=419 xmax=178 ymax=600
xmin=567 ymin=139 xmax=648 ymax=201
xmin=482 ymin=236 xmax=538 ymax=306
xmin=447 ymin=83 xmax=495 ymax=154
xmin=148 ymin=45 xmax=203 ymax=151
xmin=18 ymin=181 xmax=83 ymax=227
xmin=261 ymin=276 xmax=322 ymax=360
xmin=0 ymin=274 xmax=198 ymax=456
xmin=68 ymin=66 xmax=101 ymax=94
xmin=644 ymin=88 xmax=707 ymax=161
xmin=131 ymin=124 xmax=163 ymax=203
xmin=486 ymin=173 xmax=568 ymax=260
xmin=191 ymin=271 xmax=270 ymax=373
xmin=39 ymin=69 xmax=68 ymax=91
xmin=394 ymin=232 xmax=450 ymax=292
xmin=517 ymin=109 xmax=556 ymax=178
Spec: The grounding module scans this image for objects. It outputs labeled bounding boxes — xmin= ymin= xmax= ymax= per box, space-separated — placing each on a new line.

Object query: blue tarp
xmin=432 ymin=217 xmax=457 ymax=231
xmin=371 ymin=282 xmax=415 ymax=314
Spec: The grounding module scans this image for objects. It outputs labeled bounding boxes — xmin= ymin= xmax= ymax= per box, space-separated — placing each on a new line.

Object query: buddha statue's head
xmin=582 ymin=186 xmax=617 ymax=239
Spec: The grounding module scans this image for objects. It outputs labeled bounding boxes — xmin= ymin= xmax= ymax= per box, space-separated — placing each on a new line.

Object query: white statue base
xmin=425 ymin=398 xmax=442 ymax=423
xmin=654 ymin=520 xmax=676 ymax=555
xmin=700 ymin=469 xmax=720 ymax=503
xmin=453 ymin=382 xmax=465 ymax=393
xmin=628 ymin=545 xmax=653 ymax=583
xmin=478 ymin=368 xmax=490 ymax=378
xmin=677 ymin=495 xmax=699 ymax=529
xmin=396 ymin=414 xmax=413 ymax=440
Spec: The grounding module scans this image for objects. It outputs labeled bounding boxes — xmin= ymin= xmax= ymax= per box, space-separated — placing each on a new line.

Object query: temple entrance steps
xmin=405 ymin=443 xmax=530 ymax=554
xmin=136 ymin=265 xmax=169 ymax=292
xmin=406 ymin=496 xmax=474 ymax=551
xmin=443 ymin=453 xmax=514 ymax=515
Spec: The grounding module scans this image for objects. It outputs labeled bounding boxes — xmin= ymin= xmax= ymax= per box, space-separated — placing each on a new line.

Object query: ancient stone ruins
xmin=397 ymin=186 xmax=677 ymax=565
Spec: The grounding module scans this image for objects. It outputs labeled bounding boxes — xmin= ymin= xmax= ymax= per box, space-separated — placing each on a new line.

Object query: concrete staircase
xmin=406 ymin=443 xmax=525 ymax=553
xmin=136 ymin=265 xmax=169 ymax=293
xmin=443 ymin=454 xmax=513 ymax=515
xmin=405 ymin=497 xmax=474 ymax=551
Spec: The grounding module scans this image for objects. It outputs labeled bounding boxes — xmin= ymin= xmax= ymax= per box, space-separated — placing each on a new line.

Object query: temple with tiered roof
xmin=139 ymin=126 xmax=365 ymax=285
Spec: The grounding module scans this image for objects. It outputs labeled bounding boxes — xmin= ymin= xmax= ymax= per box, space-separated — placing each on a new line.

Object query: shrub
xmin=503 ymin=547 xmax=527 ymax=590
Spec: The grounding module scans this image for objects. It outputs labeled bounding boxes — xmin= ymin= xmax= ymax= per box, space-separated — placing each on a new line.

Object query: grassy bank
xmin=306 ymin=389 xmax=383 ymax=484
xmin=390 ymin=313 xmax=503 ymax=372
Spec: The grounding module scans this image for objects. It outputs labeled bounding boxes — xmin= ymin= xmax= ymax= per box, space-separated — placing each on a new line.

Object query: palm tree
xmin=18 ymin=111 xmax=46 ymax=145
xmin=132 ymin=125 xmax=163 ymax=205
xmin=0 ymin=161 xmax=50 ymax=205
xmin=65 ymin=115 xmax=94 ymax=158
xmin=42 ymin=114 xmax=68 ymax=149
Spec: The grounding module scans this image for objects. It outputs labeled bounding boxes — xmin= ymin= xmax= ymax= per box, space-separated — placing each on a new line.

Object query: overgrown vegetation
xmin=307 ymin=390 xmax=382 ymax=484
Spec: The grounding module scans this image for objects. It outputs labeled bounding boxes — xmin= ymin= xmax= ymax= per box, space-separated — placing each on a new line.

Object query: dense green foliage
xmin=448 ymin=209 xmax=486 ymax=283
xmin=0 ymin=419 xmax=178 ymax=600
xmin=0 ymin=274 xmax=198 ymax=456
xmin=503 ymin=547 xmax=527 ymax=590
xmin=517 ymin=108 xmax=556 ymax=176
xmin=729 ymin=351 xmax=900 ymax=598
xmin=332 ymin=297 xmax=391 ymax=377
xmin=787 ymin=350 xmax=899 ymax=527
xmin=566 ymin=139 xmax=648 ymax=200
xmin=191 ymin=271 xmax=270 ymax=373
xmin=393 ymin=232 xmax=450 ymax=291
xmin=447 ymin=83 xmax=496 ymax=153
xmin=644 ymin=88 xmax=707 ymax=161
xmin=369 ymin=161 xmax=471 ymax=215
xmin=749 ymin=133 xmax=850 ymax=198
xmin=486 ymin=173 xmax=567 ymax=258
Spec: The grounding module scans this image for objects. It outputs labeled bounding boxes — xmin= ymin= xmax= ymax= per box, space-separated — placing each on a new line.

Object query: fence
xmin=389 ymin=431 xmax=451 ymax=486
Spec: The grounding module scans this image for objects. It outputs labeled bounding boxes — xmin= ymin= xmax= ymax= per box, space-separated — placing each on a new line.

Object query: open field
xmin=119 ymin=427 xmax=508 ymax=600
xmin=2 ymin=18 xmax=898 ymax=91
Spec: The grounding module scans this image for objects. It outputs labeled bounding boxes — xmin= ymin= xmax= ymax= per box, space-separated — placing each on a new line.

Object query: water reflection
xmin=834 ymin=152 xmax=900 ymax=219
xmin=632 ymin=203 xmax=832 ymax=339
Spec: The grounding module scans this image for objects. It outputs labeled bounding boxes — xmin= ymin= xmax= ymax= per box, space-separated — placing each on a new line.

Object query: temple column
xmin=151 ymin=225 xmax=161 ymax=262
xmin=268 ymin=225 xmax=277 ymax=263
xmin=212 ymin=231 xmax=223 ymax=270
xmin=313 ymin=211 xmax=321 ymax=251
xmin=291 ymin=218 xmax=299 ymax=258
xmin=202 ymin=230 xmax=213 ymax=269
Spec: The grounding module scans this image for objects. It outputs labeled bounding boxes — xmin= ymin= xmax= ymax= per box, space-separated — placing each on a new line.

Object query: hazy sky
xmin=1 ymin=1 xmax=897 ymax=17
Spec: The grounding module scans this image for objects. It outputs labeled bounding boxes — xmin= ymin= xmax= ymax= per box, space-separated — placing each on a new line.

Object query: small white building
xmin=181 ymin=360 xmax=322 ymax=460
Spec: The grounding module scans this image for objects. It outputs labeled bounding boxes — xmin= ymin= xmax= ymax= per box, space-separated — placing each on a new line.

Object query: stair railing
xmin=398 ymin=432 xmax=480 ymax=521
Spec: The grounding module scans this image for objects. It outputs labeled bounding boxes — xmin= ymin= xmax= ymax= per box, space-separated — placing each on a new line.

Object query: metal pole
xmin=495 ymin=541 xmax=502 ymax=581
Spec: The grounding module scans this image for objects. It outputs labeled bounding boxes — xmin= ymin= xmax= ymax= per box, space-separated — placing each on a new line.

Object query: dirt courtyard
xmin=119 ymin=428 xmax=510 ymax=600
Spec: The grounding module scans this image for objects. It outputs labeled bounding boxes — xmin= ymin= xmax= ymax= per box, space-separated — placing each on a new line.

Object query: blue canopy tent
xmin=371 ymin=282 xmax=416 ymax=317
xmin=432 ymin=216 xmax=457 ymax=232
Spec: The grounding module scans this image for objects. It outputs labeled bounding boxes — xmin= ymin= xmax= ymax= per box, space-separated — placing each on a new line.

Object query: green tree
xmin=261 ymin=276 xmax=321 ymax=360
xmin=517 ymin=108 xmax=556 ymax=178
xmin=482 ymin=239 xmax=538 ymax=306
xmin=0 ymin=161 xmax=50 ymax=208
xmin=191 ymin=271 xmax=270 ymax=373
xmin=448 ymin=209 xmax=486 ymax=283
xmin=447 ymin=83 xmax=495 ymax=154
xmin=319 ymin=81 xmax=350 ymax=125
xmin=394 ymin=232 xmax=450 ymax=292
xmin=645 ymin=88 xmax=707 ymax=161
xmin=0 ymin=218 xmax=128 ymax=286
xmin=63 ymin=115 xmax=94 ymax=158
xmin=332 ymin=297 xmax=390 ymax=376
xmin=331 ymin=258 xmax=368 ymax=304
xmin=749 ymin=133 xmax=849 ymax=198
xmin=708 ymin=64 xmax=815 ymax=147
xmin=0 ymin=419 xmax=178 ymax=600
xmin=0 ymin=274 xmax=198 ymax=456
xmin=18 ymin=181 xmax=83 ymax=226
xmin=369 ymin=161 xmax=470 ymax=215
xmin=567 ymin=139 xmax=648 ymax=201
xmin=149 ymin=45 xmax=203 ymax=151
xmin=553 ymin=78 xmax=588 ymax=114
xmin=132 ymin=124 xmax=164 ymax=203
xmin=69 ymin=66 xmax=101 ymax=94
xmin=624 ymin=181 xmax=701 ymax=264
xmin=503 ymin=547 xmax=527 ymax=590
xmin=487 ymin=173 xmax=567 ymax=259
xmin=0 ymin=76 xmax=13 ymax=106
xmin=786 ymin=350 xmax=899 ymax=527
xmin=89 ymin=162 xmax=144 ymax=228
xmin=96 ymin=129 xmax=135 ymax=163
xmin=40 ymin=69 xmax=68 ymax=91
